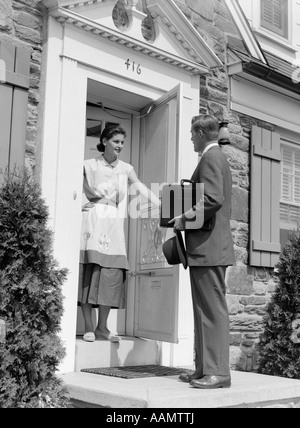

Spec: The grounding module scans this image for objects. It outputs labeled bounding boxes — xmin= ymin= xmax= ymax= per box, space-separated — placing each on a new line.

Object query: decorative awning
xmin=41 ymin=0 xmax=223 ymax=75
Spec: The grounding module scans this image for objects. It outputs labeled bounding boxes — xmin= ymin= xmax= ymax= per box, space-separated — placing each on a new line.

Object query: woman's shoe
xmin=83 ymin=332 xmax=96 ymax=342
xmin=95 ymin=330 xmax=120 ymax=343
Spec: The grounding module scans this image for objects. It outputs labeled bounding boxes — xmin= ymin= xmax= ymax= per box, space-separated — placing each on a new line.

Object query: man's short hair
xmin=192 ymin=115 xmax=219 ymax=138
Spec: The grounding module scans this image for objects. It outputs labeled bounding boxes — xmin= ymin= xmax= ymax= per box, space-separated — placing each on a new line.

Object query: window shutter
xmin=273 ymin=0 xmax=283 ymax=30
xmin=250 ymin=126 xmax=281 ymax=267
xmin=281 ymin=146 xmax=293 ymax=203
xmin=261 ymin=0 xmax=288 ymax=37
xmin=0 ymin=40 xmax=30 ymax=184
xmin=261 ymin=0 xmax=273 ymax=26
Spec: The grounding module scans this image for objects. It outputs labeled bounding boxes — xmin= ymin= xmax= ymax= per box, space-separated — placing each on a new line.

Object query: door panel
xmin=135 ymin=273 xmax=178 ymax=343
xmin=133 ymin=84 xmax=183 ymax=343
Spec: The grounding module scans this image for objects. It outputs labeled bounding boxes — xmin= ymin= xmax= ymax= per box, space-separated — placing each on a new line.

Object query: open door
xmin=132 ymin=85 xmax=183 ymax=343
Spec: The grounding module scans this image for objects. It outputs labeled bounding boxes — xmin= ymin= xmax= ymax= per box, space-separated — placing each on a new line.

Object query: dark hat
xmin=162 ymin=230 xmax=187 ymax=269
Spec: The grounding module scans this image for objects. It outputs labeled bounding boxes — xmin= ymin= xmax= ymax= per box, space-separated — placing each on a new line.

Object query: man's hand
xmin=168 ymin=216 xmax=185 ymax=231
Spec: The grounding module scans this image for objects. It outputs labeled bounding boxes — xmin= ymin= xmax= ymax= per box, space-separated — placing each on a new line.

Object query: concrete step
xmin=61 ymin=368 xmax=300 ymax=408
xmin=74 ymin=336 xmax=160 ymax=372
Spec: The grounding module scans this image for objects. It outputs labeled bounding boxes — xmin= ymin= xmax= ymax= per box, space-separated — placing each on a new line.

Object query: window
xmin=261 ymin=0 xmax=288 ymax=38
xmin=280 ymin=143 xmax=300 ymax=246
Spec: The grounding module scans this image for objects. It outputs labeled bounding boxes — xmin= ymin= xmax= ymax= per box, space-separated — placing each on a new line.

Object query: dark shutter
xmin=0 ymin=39 xmax=30 ymax=184
xmin=250 ymin=126 xmax=281 ymax=267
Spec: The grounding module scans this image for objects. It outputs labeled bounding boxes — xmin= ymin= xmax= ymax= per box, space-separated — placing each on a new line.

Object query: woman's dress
xmin=78 ymin=154 xmax=133 ymax=308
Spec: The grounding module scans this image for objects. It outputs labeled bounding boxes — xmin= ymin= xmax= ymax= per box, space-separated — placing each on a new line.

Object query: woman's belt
xmin=94 ymin=198 xmax=118 ymax=208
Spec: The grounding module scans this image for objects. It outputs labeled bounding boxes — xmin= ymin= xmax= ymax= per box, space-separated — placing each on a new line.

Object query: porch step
xmin=61 ymin=370 xmax=300 ymax=408
xmin=74 ymin=336 xmax=160 ymax=372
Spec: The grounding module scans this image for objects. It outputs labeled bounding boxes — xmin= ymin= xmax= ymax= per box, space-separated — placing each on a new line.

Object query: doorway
xmin=76 ymin=100 xmax=134 ymax=337
xmin=76 ymin=80 xmax=182 ymax=347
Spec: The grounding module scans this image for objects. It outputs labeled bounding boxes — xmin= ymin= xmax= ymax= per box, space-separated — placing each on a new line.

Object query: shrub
xmin=256 ymin=229 xmax=300 ymax=379
xmin=0 ymin=169 xmax=69 ymax=408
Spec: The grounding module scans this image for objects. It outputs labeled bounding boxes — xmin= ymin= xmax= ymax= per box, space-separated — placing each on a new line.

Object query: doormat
xmin=81 ymin=365 xmax=194 ymax=379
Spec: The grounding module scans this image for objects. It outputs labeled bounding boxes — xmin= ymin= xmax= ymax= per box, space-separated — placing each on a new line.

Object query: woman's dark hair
xmin=97 ymin=125 xmax=127 ymax=152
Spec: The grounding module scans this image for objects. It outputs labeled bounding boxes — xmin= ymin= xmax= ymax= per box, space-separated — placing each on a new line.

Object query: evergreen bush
xmin=0 ymin=169 xmax=70 ymax=408
xmin=256 ymin=229 xmax=300 ymax=379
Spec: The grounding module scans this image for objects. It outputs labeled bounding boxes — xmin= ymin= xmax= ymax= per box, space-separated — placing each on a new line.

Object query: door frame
xmin=40 ymin=17 xmax=200 ymax=372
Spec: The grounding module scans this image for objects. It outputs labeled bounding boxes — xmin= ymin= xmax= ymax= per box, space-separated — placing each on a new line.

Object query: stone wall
xmin=0 ymin=0 xmax=46 ymax=172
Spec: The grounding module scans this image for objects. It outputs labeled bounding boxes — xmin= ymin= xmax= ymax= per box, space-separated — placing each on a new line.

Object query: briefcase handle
xmin=180 ymin=179 xmax=195 ymax=187
xmin=180 ymin=180 xmax=196 ymax=212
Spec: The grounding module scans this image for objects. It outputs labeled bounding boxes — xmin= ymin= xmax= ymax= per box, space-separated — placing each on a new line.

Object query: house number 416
xmin=125 ymin=59 xmax=142 ymax=75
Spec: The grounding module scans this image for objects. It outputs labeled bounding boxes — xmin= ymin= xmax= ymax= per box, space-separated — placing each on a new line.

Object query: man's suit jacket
xmin=185 ymin=145 xmax=235 ymax=267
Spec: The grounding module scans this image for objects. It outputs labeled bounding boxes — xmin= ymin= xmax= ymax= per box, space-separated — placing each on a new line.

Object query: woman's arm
xmin=128 ymin=169 xmax=160 ymax=207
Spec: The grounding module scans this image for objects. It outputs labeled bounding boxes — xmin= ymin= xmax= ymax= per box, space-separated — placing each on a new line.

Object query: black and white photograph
xmin=1 ymin=0 xmax=300 ymax=411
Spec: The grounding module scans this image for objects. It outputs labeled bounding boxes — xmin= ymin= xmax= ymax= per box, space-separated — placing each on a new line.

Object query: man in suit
xmin=169 ymin=114 xmax=235 ymax=389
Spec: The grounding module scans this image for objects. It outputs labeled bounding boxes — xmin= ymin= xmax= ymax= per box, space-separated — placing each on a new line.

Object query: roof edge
xmin=224 ymin=0 xmax=267 ymax=64
xmin=228 ymin=48 xmax=300 ymax=95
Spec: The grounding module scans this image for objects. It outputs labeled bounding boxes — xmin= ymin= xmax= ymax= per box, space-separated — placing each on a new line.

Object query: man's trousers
xmin=189 ymin=266 xmax=230 ymax=376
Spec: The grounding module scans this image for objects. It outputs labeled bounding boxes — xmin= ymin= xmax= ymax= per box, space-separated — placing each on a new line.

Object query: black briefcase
xmin=159 ymin=179 xmax=196 ymax=228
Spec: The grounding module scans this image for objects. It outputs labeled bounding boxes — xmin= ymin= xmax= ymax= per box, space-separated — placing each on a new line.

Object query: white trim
xmin=231 ymin=100 xmax=300 ymax=134
xmin=231 ymin=72 xmax=300 ymax=101
xmin=246 ymin=0 xmax=298 ymax=59
xmin=253 ymin=28 xmax=298 ymax=53
xmin=278 ymin=129 xmax=300 ymax=145
xmin=42 ymin=0 xmax=105 ymax=8
xmin=61 ymin=0 xmax=224 ymax=68
xmin=147 ymin=0 xmax=223 ymax=68
xmin=225 ymin=0 xmax=267 ymax=63
xmin=230 ymin=76 xmax=300 ymax=134
xmin=54 ymin=8 xmax=208 ymax=74
xmin=65 ymin=0 xmax=110 ymax=9
xmin=63 ymin=52 xmax=172 ymax=98
xmin=42 ymin=0 xmax=223 ymax=73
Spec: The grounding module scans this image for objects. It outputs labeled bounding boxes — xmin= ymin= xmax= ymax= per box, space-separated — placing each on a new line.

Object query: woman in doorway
xmin=78 ymin=125 xmax=160 ymax=342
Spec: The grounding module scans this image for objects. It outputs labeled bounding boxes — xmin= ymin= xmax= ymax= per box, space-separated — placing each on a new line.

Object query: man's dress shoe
xmin=190 ymin=375 xmax=231 ymax=389
xmin=178 ymin=372 xmax=203 ymax=383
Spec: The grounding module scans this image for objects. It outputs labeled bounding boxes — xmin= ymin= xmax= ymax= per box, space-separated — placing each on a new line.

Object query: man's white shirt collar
xmin=201 ymin=141 xmax=219 ymax=157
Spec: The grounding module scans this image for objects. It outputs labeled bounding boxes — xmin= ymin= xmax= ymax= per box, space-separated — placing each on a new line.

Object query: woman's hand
xmin=82 ymin=202 xmax=95 ymax=212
